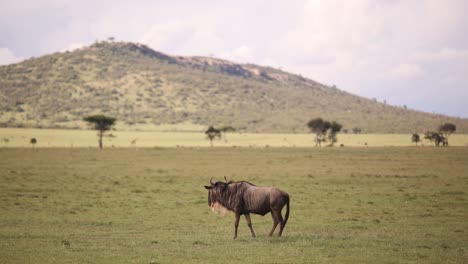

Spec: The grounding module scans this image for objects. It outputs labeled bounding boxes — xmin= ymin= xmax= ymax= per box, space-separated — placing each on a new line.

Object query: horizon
xmin=1 ymin=0 xmax=467 ymax=118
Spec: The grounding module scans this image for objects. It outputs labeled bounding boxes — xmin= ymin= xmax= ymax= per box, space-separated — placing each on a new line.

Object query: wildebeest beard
xmin=210 ymin=202 xmax=229 ymax=216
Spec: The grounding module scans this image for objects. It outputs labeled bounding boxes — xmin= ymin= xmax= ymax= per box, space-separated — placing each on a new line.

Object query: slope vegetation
xmin=0 ymin=41 xmax=466 ymax=133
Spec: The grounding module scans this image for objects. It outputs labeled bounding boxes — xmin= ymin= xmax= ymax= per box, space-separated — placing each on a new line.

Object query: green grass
xmin=0 ymin=147 xmax=467 ymax=263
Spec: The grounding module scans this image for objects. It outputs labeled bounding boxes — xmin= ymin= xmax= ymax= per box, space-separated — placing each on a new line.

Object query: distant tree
xmin=438 ymin=123 xmax=456 ymax=139
xmin=411 ymin=133 xmax=421 ymax=146
xmin=307 ymin=118 xmax=330 ymax=147
xmin=307 ymin=118 xmax=342 ymax=147
xmin=83 ymin=115 xmax=116 ymax=149
xmin=327 ymin=121 xmax=343 ymax=146
xmin=217 ymin=125 xmax=236 ymax=142
xmin=30 ymin=138 xmax=37 ymax=148
xmin=424 ymin=131 xmax=447 ymax=147
xmin=352 ymin=127 xmax=362 ymax=134
xmin=205 ymin=126 xmax=221 ymax=147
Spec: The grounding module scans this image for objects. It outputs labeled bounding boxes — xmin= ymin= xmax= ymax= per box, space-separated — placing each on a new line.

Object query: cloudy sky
xmin=1 ymin=0 xmax=467 ymax=118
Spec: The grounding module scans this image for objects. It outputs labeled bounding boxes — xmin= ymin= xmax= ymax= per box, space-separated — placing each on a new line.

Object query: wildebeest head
xmin=204 ymin=177 xmax=232 ymax=215
xmin=204 ymin=176 xmax=229 ymax=206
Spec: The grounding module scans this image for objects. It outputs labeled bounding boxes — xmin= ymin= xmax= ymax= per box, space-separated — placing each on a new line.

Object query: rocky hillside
xmin=0 ymin=41 xmax=467 ymax=133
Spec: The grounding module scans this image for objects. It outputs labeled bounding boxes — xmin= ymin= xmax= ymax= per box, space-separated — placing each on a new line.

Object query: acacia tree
xmin=217 ymin=125 xmax=236 ymax=142
xmin=205 ymin=126 xmax=221 ymax=147
xmin=424 ymin=131 xmax=447 ymax=147
xmin=307 ymin=118 xmax=342 ymax=147
xmin=307 ymin=118 xmax=330 ymax=147
xmin=411 ymin=133 xmax=421 ymax=146
xmin=439 ymin=123 xmax=456 ymax=139
xmin=30 ymin=138 xmax=37 ymax=148
xmin=328 ymin=121 xmax=343 ymax=146
xmin=83 ymin=115 xmax=116 ymax=149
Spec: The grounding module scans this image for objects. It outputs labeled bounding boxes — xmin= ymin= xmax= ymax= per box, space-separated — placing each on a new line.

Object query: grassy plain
xmin=0 ymin=147 xmax=467 ymax=263
xmin=1 ymin=128 xmax=468 ymax=148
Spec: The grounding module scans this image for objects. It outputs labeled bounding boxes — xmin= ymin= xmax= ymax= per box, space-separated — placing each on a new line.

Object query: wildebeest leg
xmin=269 ymin=211 xmax=280 ymax=236
xmin=278 ymin=212 xmax=286 ymax=236
xmin=234 ymin=213 xmax=240 ymax=239
xmin=244 ymin=214 xmax=256 ymax=238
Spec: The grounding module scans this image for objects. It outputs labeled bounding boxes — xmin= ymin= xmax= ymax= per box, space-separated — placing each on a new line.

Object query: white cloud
xmin=0 ymin=47 xmax=23 ymax=65
xmin=181 ymin=27 xmax=225 ymax=56
xmin=220 ymin=45 xmax=255 ymax=63
xmin=138 ymin=21 xmax=195 ymax=53
xmin=414 ymin=48 xmax=468 ymax=62
xmin=60 ymin=42 xmax=90 ymax=52
xmin=390 ymin=64 xmax=423 ymax=79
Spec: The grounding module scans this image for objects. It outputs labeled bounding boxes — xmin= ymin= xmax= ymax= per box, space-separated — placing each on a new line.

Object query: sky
xmin=1 ymin=0 xmax=467 ymax=118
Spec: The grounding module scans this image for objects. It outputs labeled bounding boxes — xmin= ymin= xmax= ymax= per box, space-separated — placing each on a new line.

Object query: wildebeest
xmin=204 ymin=176 xmax=290 ymax=239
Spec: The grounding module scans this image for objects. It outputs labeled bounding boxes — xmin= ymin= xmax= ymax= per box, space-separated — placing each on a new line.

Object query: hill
xmin=0 ymin=41 xmax=467 ymax=133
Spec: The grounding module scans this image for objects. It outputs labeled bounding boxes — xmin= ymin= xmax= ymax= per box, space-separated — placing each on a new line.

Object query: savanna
xmin=1 ymin=147 xmax=467 ymax=263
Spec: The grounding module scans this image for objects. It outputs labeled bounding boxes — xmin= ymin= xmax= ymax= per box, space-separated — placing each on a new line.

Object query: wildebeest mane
xmin=211 ymin=181 xmax=259 ymax=211
xmin=208 ymin=181 xmax=254 ymax=211
xmin=222 ymin=181 xmax=245 ymax=211
xmin=226 ymin=180 xmax=256 ymax=186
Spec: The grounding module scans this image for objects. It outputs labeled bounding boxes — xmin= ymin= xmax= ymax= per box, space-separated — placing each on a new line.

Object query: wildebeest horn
xmin=209 ymin=177 xmax=215 ymax=185
xmin=224 ymin=176 xmax=228 ymax=183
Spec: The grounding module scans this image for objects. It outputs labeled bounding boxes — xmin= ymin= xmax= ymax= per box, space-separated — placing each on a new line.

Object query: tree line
xmin=79 ymin=114 xmax=457 ymax=148
xmin=412 ymin=123 xmax=456 ymax=147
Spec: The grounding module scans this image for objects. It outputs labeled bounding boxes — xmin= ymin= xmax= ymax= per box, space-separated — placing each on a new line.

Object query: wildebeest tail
xmin=284 ymin=194 xmax=290 ymax=228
